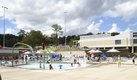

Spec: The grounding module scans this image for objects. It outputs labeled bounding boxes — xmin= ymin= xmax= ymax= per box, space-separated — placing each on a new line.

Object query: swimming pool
xmin=17 ymin=62 xmax=89 ymax=70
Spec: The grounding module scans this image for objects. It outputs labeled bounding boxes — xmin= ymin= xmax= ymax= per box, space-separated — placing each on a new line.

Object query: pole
xmin=42 ymin=43 xmax=45 ymax=69
xmin=2 ymin=6 xmax=8 ymax=48
xmin=131 ymin=32 xmax=134 ymax=53
xmin=64 ymin=12 xmax=67 ymax=46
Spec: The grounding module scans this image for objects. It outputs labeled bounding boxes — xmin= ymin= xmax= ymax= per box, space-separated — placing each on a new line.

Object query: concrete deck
xmin=0 ymin=63 xmax=137 ymax=80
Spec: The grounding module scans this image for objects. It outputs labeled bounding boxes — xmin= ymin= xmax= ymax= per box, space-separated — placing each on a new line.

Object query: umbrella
xmin=107 ymin=48 xmax=120 ymax=53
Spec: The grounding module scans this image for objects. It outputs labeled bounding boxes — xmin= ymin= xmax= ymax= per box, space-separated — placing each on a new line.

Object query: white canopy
xmin=107 ymin=48 xmax=120 ymax=53
xmin=94 ymin=49 xmax=102 ymax=53
xmin=24 ymin=51 xmax=31 ymax=54
xmin=88 ymin=49 xmax=102 ymax=54
xmin=88 ymin=49 xmax=96 ymax=53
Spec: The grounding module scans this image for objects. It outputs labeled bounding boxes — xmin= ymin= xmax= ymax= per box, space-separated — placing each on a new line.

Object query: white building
xmin=78 ymin=30 xmax=137 ymax=54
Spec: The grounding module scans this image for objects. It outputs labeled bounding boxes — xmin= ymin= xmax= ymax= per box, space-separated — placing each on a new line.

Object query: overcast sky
xmin=0 ymin=0 xmax=137 ymax=36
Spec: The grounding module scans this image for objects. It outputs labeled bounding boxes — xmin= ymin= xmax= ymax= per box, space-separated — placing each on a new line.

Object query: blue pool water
xmin=17 ymin=62 xmax=89 ymax=70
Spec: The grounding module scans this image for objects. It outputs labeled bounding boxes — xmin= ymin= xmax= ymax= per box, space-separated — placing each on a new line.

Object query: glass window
xmin=133 ymin=32 xmax=137 ymax=37
xmin=115 ymin=40 xmax=121 ymax=45
xmin=133 ymin=39 xmax=137 ymax=44
xmin=133 ymin=35 xmax=137 ymax=37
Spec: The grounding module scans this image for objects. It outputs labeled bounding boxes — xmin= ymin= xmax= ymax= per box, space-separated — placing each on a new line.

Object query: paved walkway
xmin=0 ymin=62 xmax=137 ymax=80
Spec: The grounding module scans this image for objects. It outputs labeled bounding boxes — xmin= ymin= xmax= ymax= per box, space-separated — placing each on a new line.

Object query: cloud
xmin=103 ymin=0 xmax=137 ymax=21
xmin=5 ymin=28 xmax=15 ymax=34
xmin=86 ymin=20 xmax=103 ymax=34
xmin=108 ymin=23 xmax=120 ymax=33
xmin=0 ymin=0 xmax=137 ymax=35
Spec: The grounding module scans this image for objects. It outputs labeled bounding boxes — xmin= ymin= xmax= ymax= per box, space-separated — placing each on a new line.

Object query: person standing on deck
xmin=132 ymin=55 xmax=136 ymax=65
xmin=118 ymin=55 xmax=121 ymax=68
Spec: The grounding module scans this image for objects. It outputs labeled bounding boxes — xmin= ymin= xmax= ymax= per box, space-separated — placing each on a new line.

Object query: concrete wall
xmin=80 ymin=40 xmax=115 ymax=47
xmin=80 ymin=39 xmax=132 ymax=47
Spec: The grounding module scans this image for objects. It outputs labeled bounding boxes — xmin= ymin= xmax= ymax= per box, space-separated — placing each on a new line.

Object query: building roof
xmin=79 ymin=30 xmax=136 ymax=42
xmin=0 ymin=48 xmax=19 ymax=54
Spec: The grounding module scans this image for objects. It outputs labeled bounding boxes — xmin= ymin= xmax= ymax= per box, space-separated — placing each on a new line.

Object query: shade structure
xmin=0 ymin=45 xmax=3 ymax=48
xmin=107 ymin=48 xmax=120 ymax=53
xmin=36 ymin=51 xmax=41 ymax=53
xmin=94 ymin=49 xmax=102 ymax=53
xmin=23 ymin=51 xmax=31 ymax=54
xmin=88 ymin=49 xmax=102 ymax=53
xmin=35 ymin=50 xmax=43 ymax=54
xmin=81 ymin=46 xmax=90 ymax=51
xmin=37 ymin=49 xmax=54 ymax=53
xmin=88 ymin=49 xmax=96 ymax=54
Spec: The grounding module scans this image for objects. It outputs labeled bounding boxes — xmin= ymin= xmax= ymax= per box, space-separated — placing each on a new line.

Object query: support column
xmin=132 ymin=46 xmax=134 ymax=53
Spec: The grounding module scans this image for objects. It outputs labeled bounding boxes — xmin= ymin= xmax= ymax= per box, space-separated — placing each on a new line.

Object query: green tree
xmin=67 ymin=35 xmax=79 ymax=47
xmin=5 ymin=34 xmax=19 ymax=47
xmin=17 ymin=29 xmax=26 ymax=41
xmin=0 ymin=34 xmax=3 ymax=46
xmin=111 ymin=32 xmax=120 ymax=36
xmin=22 ymin=30 xmax=45 ymax=48
xmin=51 ymin=24 xmax=63 ymax=45
xmin=86 ymin=32 xmax=93 ymax=35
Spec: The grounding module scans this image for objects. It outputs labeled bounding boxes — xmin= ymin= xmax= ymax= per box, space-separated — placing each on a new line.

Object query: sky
xmin=0 ymin=0 xmax=137 ymax=36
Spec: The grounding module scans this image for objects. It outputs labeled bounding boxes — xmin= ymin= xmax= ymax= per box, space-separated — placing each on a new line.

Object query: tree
xmin=17 ymin=29 xmax=26 ymax=41
xmin=22 ymin=30 xmax=45 ymax=48
xmin=0 ymin=34 xmax=19 ymax=47
xmin=67 ymin=35 xmax=79 ymax=47
xmin=86 ymin=32 xmax=93 ymax=35
xmin=51 ymin=24 xmax=63 ymax=45
xmin=0 ymin=34 xmax=3 ymax=46
xmin=5 ymin=34 xmax=19 ymax=47
xmin=111 ymin=32 xmax=120 ymax=36
xmin=80 ymin=32 xmax=93 ymax=36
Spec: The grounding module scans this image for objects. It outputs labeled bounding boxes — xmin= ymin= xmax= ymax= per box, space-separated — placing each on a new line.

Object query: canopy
xmin=88 ymin=49 xmax=102 ymax=53
xmin=81 ymin=46 xmax=90 ymax=50
xmin=35 ymin=51 xmax=43 ymax=54
xmin=0 ymin=45 xmax=3 ymax=48
xmin=107 ymin=48 xmax=120 ymax=53
xmin=94 ymin=49 xmax=102 ymax=53
xmin=24 ymin=51 xmax=31 ymax=54
xmin=37 ymin=49 xmax=55 ymax=53
xmin=88 ymin=49 xmax=96 ymax=54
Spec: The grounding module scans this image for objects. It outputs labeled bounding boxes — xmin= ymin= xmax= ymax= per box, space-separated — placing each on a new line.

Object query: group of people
xmin=88 ymin=53 xmax=136 ymax=67
xmin=88 ymin=53 xmax=107 ymax=62
xmin=70 ymin=55 xmax=83 ymax=67
xmin=0 ymin=56 xmax=19 ymax=66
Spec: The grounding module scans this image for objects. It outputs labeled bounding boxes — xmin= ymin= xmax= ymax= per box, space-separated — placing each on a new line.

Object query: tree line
xmin=0 ymin=23 xmax=119 ymax=48
xmin=0 ymin=24 xmax=79 ymax=48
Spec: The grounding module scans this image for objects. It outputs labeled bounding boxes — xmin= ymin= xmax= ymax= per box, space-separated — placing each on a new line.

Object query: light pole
xmin=2 ymin=6 xmax=8 ymax=48
xmin=64 ymin=12 xmax=67 ymax=46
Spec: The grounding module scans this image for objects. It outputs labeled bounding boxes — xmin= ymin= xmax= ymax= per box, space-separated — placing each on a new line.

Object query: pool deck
xmin=0 ymin=62 xmax=137 ymax=80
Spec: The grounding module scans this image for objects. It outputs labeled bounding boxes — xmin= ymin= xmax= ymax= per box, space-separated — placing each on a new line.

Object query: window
xmin=133 ymin=39 xmax=137 ymax=44
xmin=133 ymin=35 xmax=137 ymax=37
xmin=115 ymin=40 xmax=121 ymax=45
xmin=133 ymin=32 xmax=137 ymax=37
